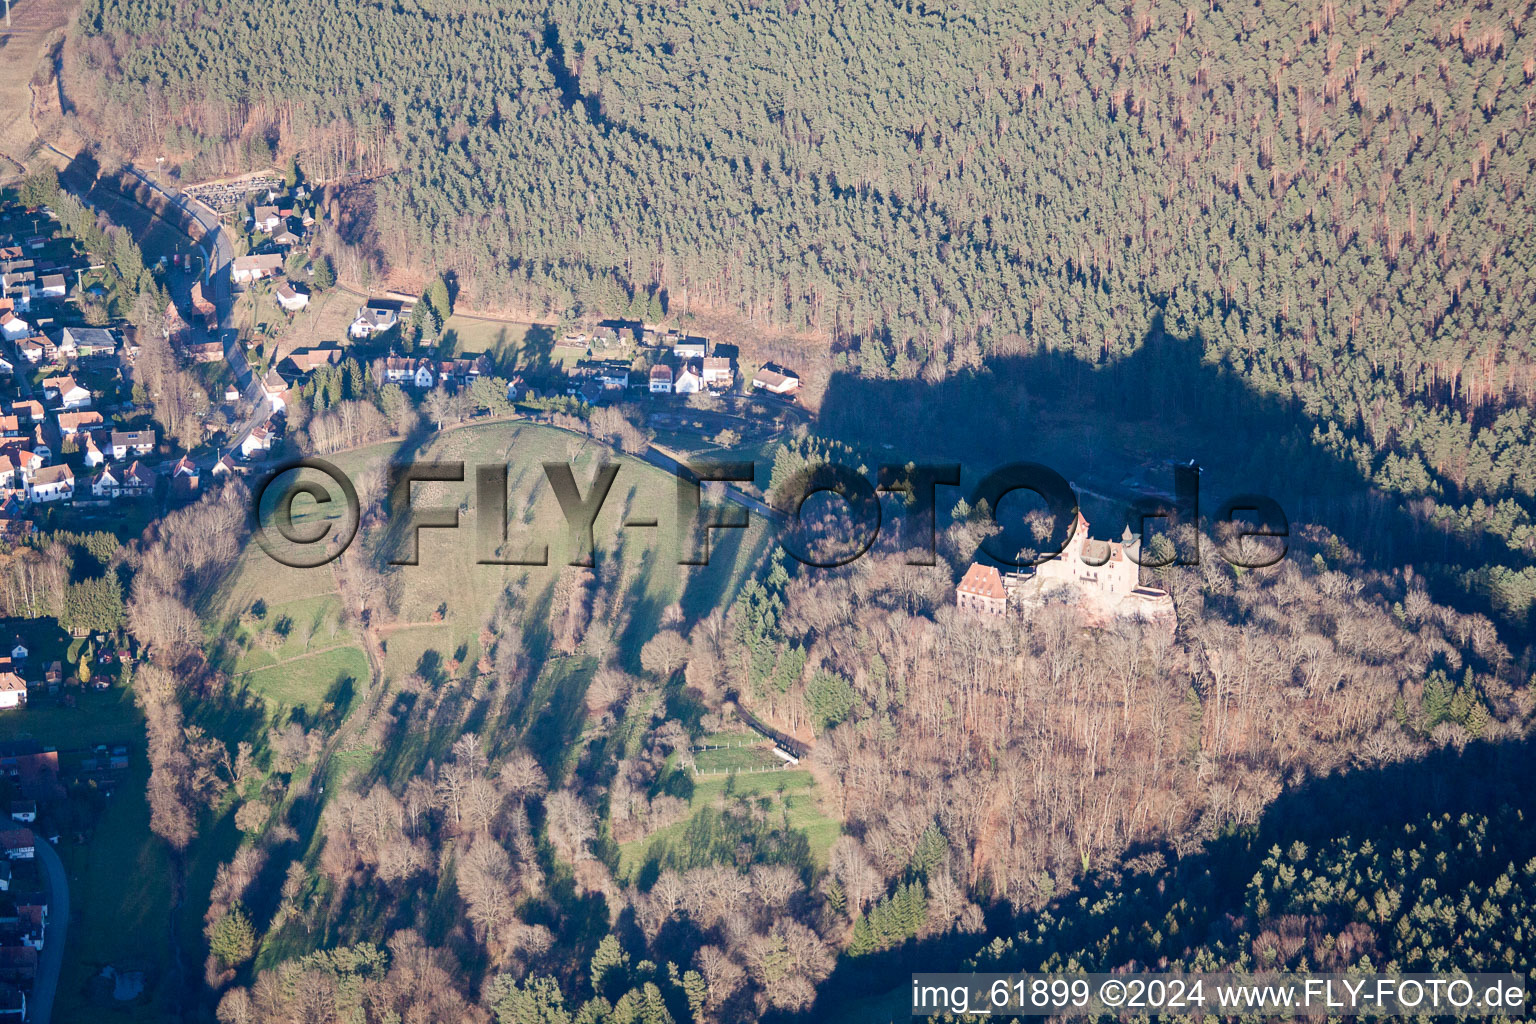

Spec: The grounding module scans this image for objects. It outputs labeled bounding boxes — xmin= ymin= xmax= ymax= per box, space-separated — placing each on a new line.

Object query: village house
xmin=0 ymin=419 xmax=15 ymax=439
xmin=405 ymin=359 xmax=435 ymax=389
xmin=251 ymin=206 xmax=282 ymax=233
xmin=0 ymin=830 xmax=32 ymax=860
xmin=349 ymin=304 xmax=399 ymax=338
xmin=230 ymin=253 xmax=284 ymax=284
xmin=212 ymin=453 xmax=239 ymax=478
xmin=674 ymin=364 xmax=703 ymax=394
xmin=270 ymin=225 xmax=301 ymax=248
xmin=55 ymin=410 xmax=103 ymax=442
xmin=649 ymin=364 xmax=673 ymax=393
xmin=751 ymin=365 xmax=801 ymax=395
xmin=674 ymin=337 xmax=707 ymax=360
xmin=36 ymin=275 xmax=65 ymax=300
xmin=702 ymin=356 xmax=733 ymax=389
xmin=188 ymin=280 xmax=216 ymax=329
xmin=577 ymin=360 xmax=630 ymax=390
xmin=0 ymin=458 xmax=12 ymax=491
xmin=92 ymin=460 xmax=155 ymax=498
xmin=170 ymin=455 xmax=199 ymax=497
xmin=13 ymin=339 xmax=44 ymax=365
xmin=8 ymin=403 xmax=38 ymax=426
xmin=25 ymin=465 xmax=72 ymax=503
xmin=285 ymin=344 xmax=341 ymax=374
xmin=183 ymin=337 xmax=224 ymax=362
xmin=0 ymin=355 xmax=12 ymax=378
xmin=240 ymin=423 xmax=273 ymax=459
xmin=261 ymin=369 xmax=289 ymax=412
xmin=0 ymin=448 xmax=40 ymax=485
xmin=82 ymin=438 xmax=104 ymax=467
xmin=109 ymin=429 xmax=155 ymax=460
xmin=0 ymin=314 xmax=30 ymax=343
xmin=275 ymin=281 xmax=309 ymax=311
xmin=25 ymin=426 xmax=48 ymax=464
xmin=58 ymin=326 xmax=116 ymax=358
xmin=40 ymin=376 xmax=90 ymax=410
xmin=382 ymin=355 xmax=416 ymax=384
xmin=0 ymin=675 xmax=20 ymax=713
xmin=443 ymin=354 xmax=491 ymax=384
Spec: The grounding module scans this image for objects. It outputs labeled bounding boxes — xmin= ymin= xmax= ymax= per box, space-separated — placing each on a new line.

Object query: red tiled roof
xmin=957 ymin=563 xmax=1006 ymax=601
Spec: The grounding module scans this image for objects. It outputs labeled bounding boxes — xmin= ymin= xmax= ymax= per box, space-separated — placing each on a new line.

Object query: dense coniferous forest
xmin=61 ymin=0 xmax=1536 ymax=622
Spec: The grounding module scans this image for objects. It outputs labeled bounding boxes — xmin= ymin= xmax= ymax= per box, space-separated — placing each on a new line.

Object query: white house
xmin=230 ymin=254 xmax=284 ymax=284
xmin=83 ymin=438 xmax=104 ymax=467
xmin=674 ymin=365 xmax=703 ymax=394
xmin=275 ymin=282 xmax=310 ymax=312
xmin=349 ymin=304 xmax=399 ymax=338
xmin=0 ymin=675 xmax=26 ymax=711
xmin=649 ymin=364 xmax=673 ymax=393
xmin=93 ymin=460 xmax=154 ymax=498
xmin=0 ymin=313 xmax=29 ymax=342
xmin=41 ymin=376 xmax=90 ymax=410
xmin=751 ymin=366 xmax=801 ymax=395
xmin=26 ymin=464 xmax=72 ymax=503
xmin=590 ymin=364 xmax=628 ymax=390
xmin=109 ymin=429 xmax=155 ymax=460
xmin=261 ymin=369 xmax=289 ymax=413
xmin=674 ymin=338 xmax=707 ymax=360
xmin=240 ymin=424 xmax=272 ymax=458
xmin=212 ymin=453 xmax=238 ymax=478
xmin=251 ymin=206 xmax=282 ymax=233
xmin=37 ymin=275 xmax=65 ymax=299
xmin=8 ymin=640 xmax=24 ymax=662
xmin=15 ymin=338 xmax=43 ymax=364
xmin=3 ymin=448 xmax=41 ymax=482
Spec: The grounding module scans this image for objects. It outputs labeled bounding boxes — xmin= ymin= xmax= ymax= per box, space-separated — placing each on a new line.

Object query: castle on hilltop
xmin=956 ymin=510 xmax=1174 ymax=628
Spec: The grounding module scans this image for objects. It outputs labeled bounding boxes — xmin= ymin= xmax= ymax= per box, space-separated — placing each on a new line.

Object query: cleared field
xmin=440 ymin=315 xmax=535 ymax=368
xmin=241 ymin=645 xmax=369 ymax=712
xmin=618 ymin=767 xmax=840 ymax=878
xmin=266 ymin=285 xmax=358 ymax=357
xmin=225 ymin=417 xmax=771 ymax=708
xmin=690 ymin=743 xmax=783 ymax=773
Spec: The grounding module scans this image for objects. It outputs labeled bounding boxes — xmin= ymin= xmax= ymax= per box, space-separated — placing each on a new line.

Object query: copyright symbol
xmin=252 ymin=458 xmax=359 ymax=568
xmin=1099 ymin=980 xmax=1127 ymax=1008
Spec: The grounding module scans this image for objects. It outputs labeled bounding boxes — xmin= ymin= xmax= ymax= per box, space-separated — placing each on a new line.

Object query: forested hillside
xmin=895 ymin=737 xmax=1536 ymax=1022
xmin=63 ymin=0 xmax=1536 ymax=623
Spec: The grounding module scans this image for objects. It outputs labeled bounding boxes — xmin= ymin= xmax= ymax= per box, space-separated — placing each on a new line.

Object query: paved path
xmin=30 ymin=840 xmax=69 ymax=1024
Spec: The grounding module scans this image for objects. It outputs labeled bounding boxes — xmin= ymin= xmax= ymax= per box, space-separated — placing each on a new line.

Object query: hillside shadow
xmin=813 ymin=322 xmax=1535 ymax=640
xmin=801 ymin=732 xmax=1536 ymax=1023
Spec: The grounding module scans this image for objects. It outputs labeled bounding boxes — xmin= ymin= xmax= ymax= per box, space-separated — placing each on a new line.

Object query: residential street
xmin=30 ymin=840 xmax=68 ymax=1024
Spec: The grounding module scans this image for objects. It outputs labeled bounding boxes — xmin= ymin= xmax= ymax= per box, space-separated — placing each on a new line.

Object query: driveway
xmin=30 ymin=840 xmax=68 ymax=1024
